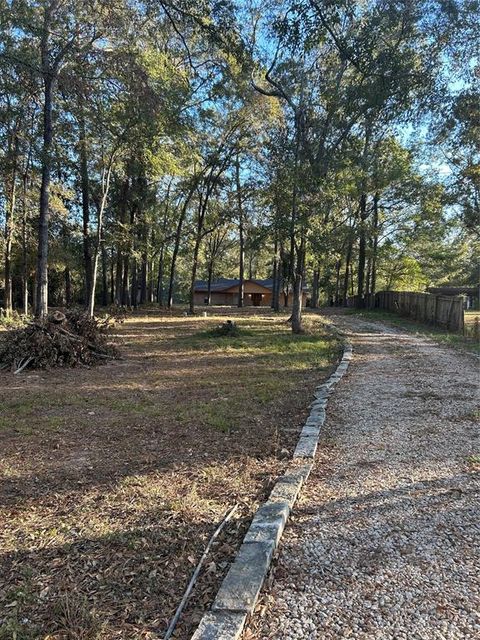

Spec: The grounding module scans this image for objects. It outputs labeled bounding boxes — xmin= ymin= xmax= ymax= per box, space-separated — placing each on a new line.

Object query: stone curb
xmin=191 ymin=338 xmax=353 ymax=640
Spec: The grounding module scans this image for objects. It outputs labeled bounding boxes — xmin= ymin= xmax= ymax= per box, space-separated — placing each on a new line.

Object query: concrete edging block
xmin=211 ymin=541 xmax=275 ymax=613
xmin=287 ymin=462 xmax=314 ymax=483
xmin=191 ymin=611 xmax=247 ymax=640
xmin=269 ymin=477 xmax=303 ymax=507
xmin=300 ymin=424 xmax=320 ymax=438
xmin=243 ymin=500 xmax=290 ymax=546
xmin=293 ymin=435 xmax=318 ymax=458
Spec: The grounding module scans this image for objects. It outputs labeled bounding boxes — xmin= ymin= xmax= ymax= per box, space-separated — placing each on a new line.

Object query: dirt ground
xmin=0 ymin=307 xmax=340 ymax=640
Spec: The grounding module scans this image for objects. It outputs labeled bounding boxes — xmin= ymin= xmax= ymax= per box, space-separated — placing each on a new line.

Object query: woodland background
xmin=0 ymin=0 xmax=479 ymax=330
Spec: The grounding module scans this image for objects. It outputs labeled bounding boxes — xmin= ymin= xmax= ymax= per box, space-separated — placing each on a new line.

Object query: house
xmin=193 ymin=278 xmax=307 ymax=307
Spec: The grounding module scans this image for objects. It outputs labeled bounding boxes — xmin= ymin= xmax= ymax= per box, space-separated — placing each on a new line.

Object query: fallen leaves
xmin=0 ymin=310 xmax=338 ymax=639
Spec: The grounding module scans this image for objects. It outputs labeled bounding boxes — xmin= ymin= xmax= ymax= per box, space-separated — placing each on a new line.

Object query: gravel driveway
xmin=254 ymin=315 xmax=480 ymax=640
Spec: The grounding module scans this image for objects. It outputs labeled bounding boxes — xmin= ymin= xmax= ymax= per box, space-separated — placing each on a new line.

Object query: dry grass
xmin=0 ymin=307 xmax=340 ymax=640
xmin=464 ymin=310 xmax=480 ymax=339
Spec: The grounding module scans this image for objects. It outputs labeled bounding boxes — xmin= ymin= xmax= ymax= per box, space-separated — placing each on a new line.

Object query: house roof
xmin=194 ymin=278 xmax=274 ymax=293
xmin=194 ymin=278 xmax=308 ymax=292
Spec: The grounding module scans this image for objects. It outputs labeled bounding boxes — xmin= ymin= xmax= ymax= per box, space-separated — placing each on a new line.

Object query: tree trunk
xmin=167 ymin=189 xmax=194 ymax=308
xmin=88 ymin=161 xmax=114 ymax=317
xmin=140 ymin=252 xmax=147 ymax=305
xmin=32 ymin=279 xmax=37 ymax=315
xmin=291 ymin=237 xmax=305 ymax=334
xmin=21 ymin=145 xmax=32 ymax=315
xmin=157 ymin=245 xmax=165 ymax=305
xmin=235 ymin=156 xmax=244 ymax=307
xmin=101 ymin=242 xmax=108 ymax=307
xmin=370 ymin=191 xmax=380 ymax=295
xmin=311 ymin=268 xmax=319 ymax=309
xmin=131 ymin=259 xmax=138 ymax=309
xmin=334 ymin=259 xmax=341 ymax=305
xmin=149 ymin=258 xmax=155 ymax=303
xmin=189 ymin=231 xmax=202 ymax=314
xmin=291 ymin=276 xmax=303 ymax=332
xmin=36 ymin=45 xmax=54 ymax=317
xmin=343 ymin=230 xmax=353 ymax=306
xmin=365 ymin=243 xmax=372 ymax=297
xmin=129 ymin=201 xmax=138 ymax=308
xmin=65 ymin=267 xmax=71 ymax=306
xmin=278 ymin=247 xmax=287 ymax=309
xmin=22 ymin=182 xmax=29 ymax=315
xmin=288 ymin=103 xmax=304 ymax=332
xmin=238 ymin=218 xmax=245 ymax=306
xmin=35 ymin=3 xmax=59 ymax=318
xmin=122 ymin=256 xmax=130 ymax=306
xmin=4 ymin=132 xmax=19 ymax=317
xmin=274 ymin=267 xmax=282 ymax=312
xmin=115 ymin=250 xmax=123 ymax=305
xmin=274 ymin=245 xmax=285 ymax=312
xmin=79 ymin=109 xmax=92 ymax=305
xmin=114 ymin=178 xmax=129 ymax=305
xmin=88 ymin=217 xmax=103 ymax=316
xmin=356 ymin=192 xmax=367 ymax=308
xmin=271 ymin=235 xmax=278 ymax=310
xmin=110 ymin=251 xmax=115 ymax=304
xmin=207 ymin=263 xmax=213 ymax=305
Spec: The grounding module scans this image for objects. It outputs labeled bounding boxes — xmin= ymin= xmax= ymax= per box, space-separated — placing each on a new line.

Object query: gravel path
xmin=254 ymin=316 xmax=480 ymax=640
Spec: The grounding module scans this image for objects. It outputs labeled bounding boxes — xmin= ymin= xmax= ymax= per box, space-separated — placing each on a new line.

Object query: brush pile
xmin=210 ymin=319 xmax=239 ymax=337
xmin=0 ymin=310 xmax=120 ymax=373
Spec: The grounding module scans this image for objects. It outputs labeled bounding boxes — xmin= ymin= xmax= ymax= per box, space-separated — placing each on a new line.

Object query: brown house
xmin=193 ymin=278 xmax=307 ymax=307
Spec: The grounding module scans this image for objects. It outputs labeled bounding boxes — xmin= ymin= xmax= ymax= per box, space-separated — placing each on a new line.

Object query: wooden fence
xmin=348 ymin=290 xmax=465 ymax=332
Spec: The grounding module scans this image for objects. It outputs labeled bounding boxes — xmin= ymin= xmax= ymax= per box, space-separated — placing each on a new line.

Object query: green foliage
xmin=0 ymin=0 xmax=477 ymax=317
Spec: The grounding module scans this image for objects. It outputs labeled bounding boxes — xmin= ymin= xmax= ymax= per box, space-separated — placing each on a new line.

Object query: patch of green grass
xmin=1 ymin=314 xmax=340 ymax=440
xmin=0 ymin=394 xmax=77 ymax=434
xmin=347 ymin=309 xmax=480 ymax=355
xmin=168 ymin=320 xmax=340 ymax=432
xmin=0 ymin=616 xmax=40 ymax=640
xmin=0 ymin=580 xmax=40 ymax=640
xmin=0 ymin=312 xmax=28 ymax=330
xmin=178 ymin=320 xmax=339 ymax=366
xmin=173 ymin=400 xmax=235 ymax=432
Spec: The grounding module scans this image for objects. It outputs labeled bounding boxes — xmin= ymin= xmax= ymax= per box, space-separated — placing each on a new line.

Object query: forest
xmin=0 ymin=0 xmax=479 ymax=333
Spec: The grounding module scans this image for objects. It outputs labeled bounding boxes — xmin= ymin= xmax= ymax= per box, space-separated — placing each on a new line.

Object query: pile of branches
xmin=0 ymin=310 xmax=120 ymax=373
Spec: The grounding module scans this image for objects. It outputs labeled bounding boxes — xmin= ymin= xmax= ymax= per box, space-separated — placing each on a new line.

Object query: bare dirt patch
xmin=0 ymin=307 xmax=340 ymax=640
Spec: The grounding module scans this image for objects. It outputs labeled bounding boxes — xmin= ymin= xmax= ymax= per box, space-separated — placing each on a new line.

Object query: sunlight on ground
xmin=0 ymin=308 xmax=340 ymax=639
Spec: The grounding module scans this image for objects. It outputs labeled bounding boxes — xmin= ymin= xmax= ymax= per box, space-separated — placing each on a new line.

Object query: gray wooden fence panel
xmin=373 ymin=290 xmax=464 ymax=332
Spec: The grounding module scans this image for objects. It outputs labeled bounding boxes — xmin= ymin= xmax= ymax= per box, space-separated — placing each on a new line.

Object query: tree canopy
xmin=1 ymin=0 xmax=478 ymax=329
